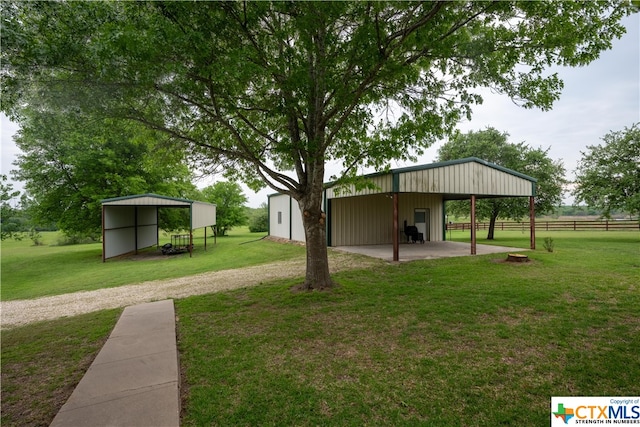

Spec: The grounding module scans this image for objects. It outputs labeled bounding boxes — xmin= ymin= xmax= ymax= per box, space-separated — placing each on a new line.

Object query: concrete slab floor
xmin=334 ymin=241 xmax=528 ymax=262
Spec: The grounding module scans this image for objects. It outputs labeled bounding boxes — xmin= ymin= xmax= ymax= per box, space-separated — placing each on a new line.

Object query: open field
xmin=1 ymin=230 xmax=639 ymax=426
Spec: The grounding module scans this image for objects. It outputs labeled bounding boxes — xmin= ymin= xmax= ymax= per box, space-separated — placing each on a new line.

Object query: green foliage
xmin=549 ymin=205 xmax=633 ymax=219
xmin=199 ymin=181 xmax=248 ymax=236
xmin=248 ymin=203 xmax=269 ymax=233
xmin=158 ymin=208 xmax=192 ymax=234
xmin=18 ymin=2 xmax=629 ymax=172
xmin=56 ymin=232 xmax=99 ymax=246
xmin=543 ymin=237 xmax=555 ymax=253
xmin=11 ymin=110 xmax=196 ymax=236
xmin=2 ymin=1 xmax=633 ymax=287
xmin=439 ymin=128 xmax=567 ymax=238
xmin=573 ymin=124 xmax=640 ymax=218
xmin=1 ymin=175 xmax=22 ymax=240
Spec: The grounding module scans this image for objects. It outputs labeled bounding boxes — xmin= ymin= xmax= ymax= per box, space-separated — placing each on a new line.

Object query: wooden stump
xmin=506 ymin=253 xmax=529 ymax=263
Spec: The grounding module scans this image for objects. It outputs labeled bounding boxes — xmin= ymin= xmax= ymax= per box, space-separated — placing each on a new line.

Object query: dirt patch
xmin=107 ymin=248 xmax=179 ymax=262
xmin=491 ymin=258 xmax=536 ymax=265
xmin=289 ymin=282 xmax=339 ymax=293
xmin=264 ymin=235 xmax=306 ymax=246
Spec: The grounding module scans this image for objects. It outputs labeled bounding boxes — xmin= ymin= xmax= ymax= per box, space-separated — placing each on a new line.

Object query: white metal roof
xmin=101 ymin=193 xmax=216 ymax=229
xmin=101 ymin=193 xmax=194 ymax=206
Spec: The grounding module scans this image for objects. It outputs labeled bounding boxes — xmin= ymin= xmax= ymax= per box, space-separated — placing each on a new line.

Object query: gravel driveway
xmin=1 ymin=252 xmax=379 ymax=329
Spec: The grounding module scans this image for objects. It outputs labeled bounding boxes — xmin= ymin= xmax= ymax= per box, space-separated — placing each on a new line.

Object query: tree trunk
xmin=297 ymin=190 xmax=333 ymax=290
xmin=487 ymin=211 xmax=498 ymax=240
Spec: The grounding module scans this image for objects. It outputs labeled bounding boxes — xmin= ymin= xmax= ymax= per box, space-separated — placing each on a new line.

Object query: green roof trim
xmin=392 ymin=172 xmax=400 ymax=193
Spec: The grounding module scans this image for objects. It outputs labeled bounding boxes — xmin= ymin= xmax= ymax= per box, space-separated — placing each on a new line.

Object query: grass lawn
xmin=1 ymin=230 xmax=638 ymax=426
xmin=1 ymin=228 xmax=305 ymax=300
xmin=1 ymin=310 xmax=122 ymax=427
xmin=176 ymin=231 xmax=639 ymax=426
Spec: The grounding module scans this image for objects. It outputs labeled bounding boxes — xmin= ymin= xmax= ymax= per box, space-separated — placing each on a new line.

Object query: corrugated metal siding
xmin=104 ymin=206 xmax=135 ymax=229
xmin=291 ymin=201 xmax=306 ymax=242
xmin=397 ymin=194 xmax=444 ymax=242
xmin=330 ymin=193 xmax=444 ymax=246
xmin=191 ymin=202 xmax=216 ymax=229
xmin=103 ymin=205 xmax=158 ymax=259
xmin=398 ymin=162 xmax=533 ymax=196
xmin=331 ymin=195 xmax=393 ymax=246
xmin=104 ymin=228 xmax=136 ymax=259
xmin=136 ymin=206 xmax=158 ymax=249
xmin=325 ymin=175 xmax=393 ymax=199
xmin=269 ymin=194 xmax=292 ymax=240
xmin=136 ymin=206 xmax=157 ymax=226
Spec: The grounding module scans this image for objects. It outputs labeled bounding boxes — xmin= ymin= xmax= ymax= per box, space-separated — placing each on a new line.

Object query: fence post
xmin=470 ymin=195 xmax=476 ymax=255
xmin=529 ymin=196 xmax=536 ymax=250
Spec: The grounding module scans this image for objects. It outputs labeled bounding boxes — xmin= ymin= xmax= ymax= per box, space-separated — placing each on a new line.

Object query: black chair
xmin=404 ymin=225 xmax=424 ymax=244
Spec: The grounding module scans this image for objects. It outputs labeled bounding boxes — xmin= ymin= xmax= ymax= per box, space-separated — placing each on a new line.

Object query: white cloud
xmin=0 ymin=114 xmax=21 ymax=184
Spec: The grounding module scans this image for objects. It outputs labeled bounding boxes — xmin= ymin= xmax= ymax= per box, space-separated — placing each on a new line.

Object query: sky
xmin=1 ymin=15 xmax=638 ymax=208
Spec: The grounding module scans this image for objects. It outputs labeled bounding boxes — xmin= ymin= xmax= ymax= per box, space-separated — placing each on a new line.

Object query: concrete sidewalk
xmin=50 ymin=299 xmax=180 ymax=427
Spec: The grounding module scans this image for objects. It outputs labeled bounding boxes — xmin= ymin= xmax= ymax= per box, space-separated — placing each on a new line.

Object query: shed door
xmin=414 ymin=208 xmax=430 ymax=241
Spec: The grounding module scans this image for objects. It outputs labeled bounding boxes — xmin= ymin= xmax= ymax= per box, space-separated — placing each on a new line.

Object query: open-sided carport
xmin=101 ymin=194 xmax=216 ymax=261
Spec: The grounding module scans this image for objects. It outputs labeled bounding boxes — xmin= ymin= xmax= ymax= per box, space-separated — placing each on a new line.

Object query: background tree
xmin=439 ymin=128 xmax=566 ymax=239
xmin=2 ymin=1 xmax=632 ymax=288
xmin=573 ymin=124 xmax=640 ymax=218
xmin=248 ymin=202 xmax=269 ymax=233
xmin=12 ymin=109 xmax=196 ymax=238
xmin=200 ymin=181 xmax=248 ymax=236
xmin=1 ymin=175 xmax=23 ymax=240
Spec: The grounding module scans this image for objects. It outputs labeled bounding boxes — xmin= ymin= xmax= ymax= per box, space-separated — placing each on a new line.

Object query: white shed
xmin=101 ymin=194 xmax=216 ymax=261
xmin=269 ymin=158 xmax=537 ymax=261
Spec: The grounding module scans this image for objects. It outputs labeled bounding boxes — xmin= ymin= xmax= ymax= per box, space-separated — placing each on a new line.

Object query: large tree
xmin=2 ymin=1 xmax=632 ymax=288
xmin=200 ymin=181 xmax=248 ymax=236
xmin=11 ymin=109 xmax=196 ymax=237
xmin=438 ymin=127 xmax=566 ymax=239
xmin=573 ymin=124 xmax=640 ymax=218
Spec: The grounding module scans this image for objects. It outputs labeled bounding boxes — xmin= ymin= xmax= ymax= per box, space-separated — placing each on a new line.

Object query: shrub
xmin=29 ymin=228 xmax=44 ymax=246
xmin=543 ymin=236 xmax=555 ymax=252
xmin=248 ymin=208 xmax=268 ymax=233
xmin=57 ymin=232 xmax=99 ymax=246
